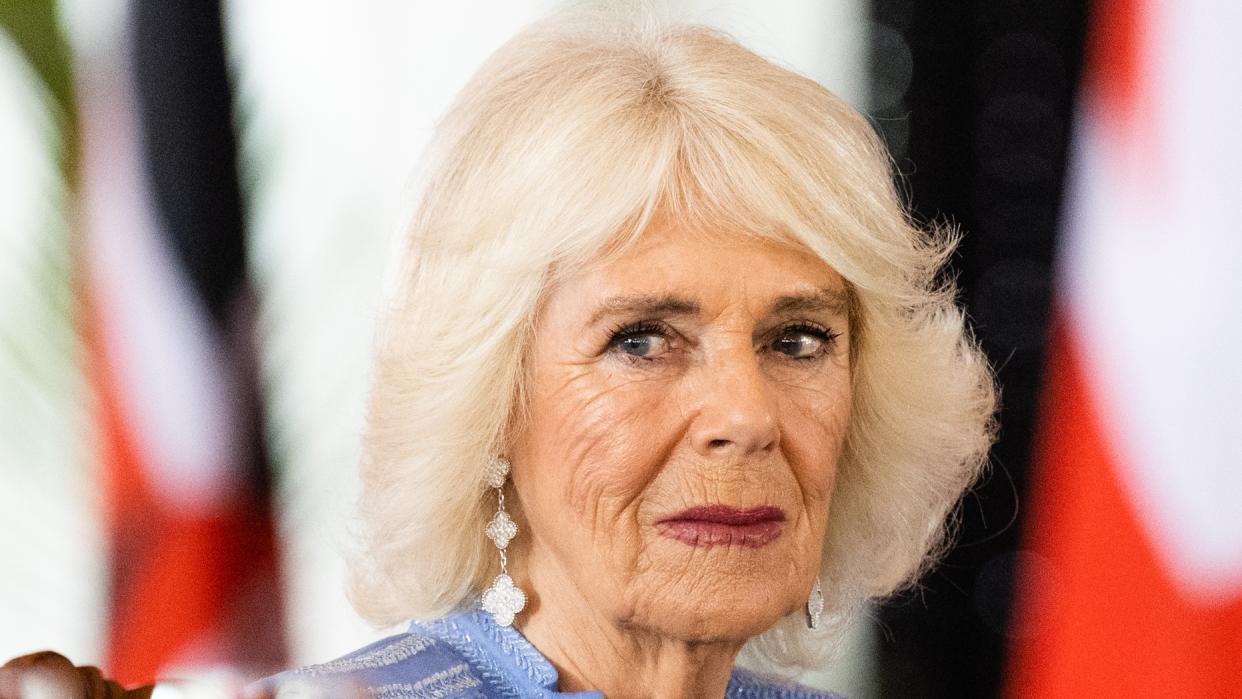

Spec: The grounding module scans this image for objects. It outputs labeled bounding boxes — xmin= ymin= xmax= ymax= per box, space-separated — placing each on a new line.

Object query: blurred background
xmin=1 ymin=0 xmax=1238 ymax=697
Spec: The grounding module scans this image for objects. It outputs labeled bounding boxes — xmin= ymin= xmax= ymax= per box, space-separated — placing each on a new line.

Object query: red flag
xmin=73 ymin=1 xmax=284 ymax=685
xmin=1008 ymin=0 xmax=1242 ymax=695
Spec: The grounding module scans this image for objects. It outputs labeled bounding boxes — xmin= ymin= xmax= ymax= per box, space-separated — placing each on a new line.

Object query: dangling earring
xmin=480 ymin=456 xmax=525 ymax=627
xmin=806 ymin=576 xmax=824 ymax=630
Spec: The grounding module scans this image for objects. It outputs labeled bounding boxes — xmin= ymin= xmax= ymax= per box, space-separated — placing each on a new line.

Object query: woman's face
xmin=510 ymin=222 xmax=852 ymax=643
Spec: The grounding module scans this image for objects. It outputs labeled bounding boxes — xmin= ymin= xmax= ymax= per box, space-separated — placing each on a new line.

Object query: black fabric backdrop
xmin=866 ymin=1 xmax=1088 ymax=697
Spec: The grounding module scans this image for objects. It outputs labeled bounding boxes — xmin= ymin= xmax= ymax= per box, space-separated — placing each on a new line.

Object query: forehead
xmin=560 ymin=222 xmax=847 ymax=308
xmin=596 ymin=223 xmax=839 ymax=288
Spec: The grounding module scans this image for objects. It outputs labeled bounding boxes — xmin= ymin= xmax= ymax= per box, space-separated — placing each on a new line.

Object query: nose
xmin=688 ymin=346 xmax=780 ymax=457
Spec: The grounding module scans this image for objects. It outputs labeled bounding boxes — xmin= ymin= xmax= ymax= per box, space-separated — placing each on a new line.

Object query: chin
xmin=647 ymin=603 xmax=785 ymax=644
xmin=619 ymin=574 xmax=795 ymax=643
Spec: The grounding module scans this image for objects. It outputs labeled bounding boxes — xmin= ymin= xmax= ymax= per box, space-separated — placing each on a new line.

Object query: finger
xmin=0 ymin=667 xmax=23 ymax=699
xmin=79 ymin=667 xmax=152 ymax=699
xmin=0 ymin=666 xmax=83 ymax=698
xmin=2 ymin=652 xmax=74 ymax=672
xmin=0 ymin=652 xmax=85 ymax=697
xmin=78 ymin=665 xmax=108 ymax=698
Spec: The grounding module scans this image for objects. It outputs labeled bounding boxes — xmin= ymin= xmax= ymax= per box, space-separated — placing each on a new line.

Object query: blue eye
xmin=619 ymin=335 xmax=665 ymax=357
xmin=608 ymin=322 xmax=671 ymax=360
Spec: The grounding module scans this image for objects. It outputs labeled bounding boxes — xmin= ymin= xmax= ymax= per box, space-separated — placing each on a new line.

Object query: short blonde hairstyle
xmin=350 ymin=12 xmax=996 ymax=673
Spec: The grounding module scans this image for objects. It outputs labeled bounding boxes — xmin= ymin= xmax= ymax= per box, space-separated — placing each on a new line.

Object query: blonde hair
xmin=350 ymin=11 xmax=996 ymax=673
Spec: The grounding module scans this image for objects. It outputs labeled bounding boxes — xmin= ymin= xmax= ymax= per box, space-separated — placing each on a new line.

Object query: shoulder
xmin=726 ymin=667 xmax=848 ymax=699
xmin=253 ymin=630 xmax=488 ymax=698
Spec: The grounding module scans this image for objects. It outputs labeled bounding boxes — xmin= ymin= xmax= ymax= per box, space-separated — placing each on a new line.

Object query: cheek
xmin=520 ymin=365 xmax=676 ymax=527
xmin=780 ymin=376 xmax=851 ymax=507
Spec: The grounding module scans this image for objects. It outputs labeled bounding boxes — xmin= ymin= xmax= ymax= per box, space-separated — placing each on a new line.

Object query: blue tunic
xmin=260 ymin=608 xmax=845 ymax=698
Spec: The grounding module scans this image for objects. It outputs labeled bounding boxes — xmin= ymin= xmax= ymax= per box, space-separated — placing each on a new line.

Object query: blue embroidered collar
xmin=412 ymin=609 xmax=602 ymax=697
xmin=410 ymin=608 xmax=842 ymax=699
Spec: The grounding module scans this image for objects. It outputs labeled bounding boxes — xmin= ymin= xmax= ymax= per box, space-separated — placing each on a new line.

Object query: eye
xmin=607 ymin=321 xmax=673 ymax=360
xmin=771 ymin=323 xmax=840 ymax=360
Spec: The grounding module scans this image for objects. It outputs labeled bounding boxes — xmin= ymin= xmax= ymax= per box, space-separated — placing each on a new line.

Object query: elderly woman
xmin=266 ymin=14 xmax=997 ymax=699
xmin=1 ymin=12 xmax=995 ymax=699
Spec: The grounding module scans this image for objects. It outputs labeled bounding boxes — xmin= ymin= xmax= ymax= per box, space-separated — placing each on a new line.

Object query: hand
xmin=0 ymin=652 xmax=152 ymax=699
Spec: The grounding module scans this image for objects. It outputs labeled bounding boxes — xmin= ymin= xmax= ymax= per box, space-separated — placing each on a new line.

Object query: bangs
xmin=538 ymin=85 xmax=873 ymax=291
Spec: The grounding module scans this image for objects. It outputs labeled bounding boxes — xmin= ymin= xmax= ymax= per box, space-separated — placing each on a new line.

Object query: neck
xmin=514 ymin=554 xmax=744 ymax=699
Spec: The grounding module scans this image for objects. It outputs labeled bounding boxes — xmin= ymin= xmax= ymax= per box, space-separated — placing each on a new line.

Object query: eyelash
xmin=779 ymin=323 xmax=843 ymax=359
xmin=605 ymin=320 xmax=841 ymax=363
xmin=606 ymin=321 xmax=668 ymax=363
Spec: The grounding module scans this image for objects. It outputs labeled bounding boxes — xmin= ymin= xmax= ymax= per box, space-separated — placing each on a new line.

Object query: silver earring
xmin=480 ymin=456 xmax=525 ymax=627
xmin=806 ymin=576 xmax=824 ymax=630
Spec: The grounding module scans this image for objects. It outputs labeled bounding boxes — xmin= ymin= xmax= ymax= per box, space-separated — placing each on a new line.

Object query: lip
xmin=656 ymin=505 xmax=786 ymax=549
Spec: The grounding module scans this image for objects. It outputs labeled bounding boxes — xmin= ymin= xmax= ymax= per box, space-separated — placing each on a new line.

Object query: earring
xmin=480 ymin=456 xmax=525 ymax=627
xmin=806 ymin=576 xmax=824 ymax=630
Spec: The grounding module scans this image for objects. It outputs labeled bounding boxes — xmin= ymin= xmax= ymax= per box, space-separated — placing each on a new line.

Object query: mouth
xmin=656 ymin=505 xmax=786 ymax=549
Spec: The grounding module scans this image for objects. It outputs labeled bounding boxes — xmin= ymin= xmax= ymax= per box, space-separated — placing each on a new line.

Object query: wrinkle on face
xmin=511 ymin=222 xmax=853 ymax=644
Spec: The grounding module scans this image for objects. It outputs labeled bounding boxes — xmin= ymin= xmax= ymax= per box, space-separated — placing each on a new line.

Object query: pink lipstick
xmin=656 ymin=505 xmax=786 ymax=548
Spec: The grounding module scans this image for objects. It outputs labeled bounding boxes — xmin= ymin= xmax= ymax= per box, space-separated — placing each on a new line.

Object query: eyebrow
xmin=768 ymin=288 xmax=850 ymax=317
xmin=588 ymin=294 xmax=701 ymax=325
xmin=587 ymin=287 xmax=849 ymax=325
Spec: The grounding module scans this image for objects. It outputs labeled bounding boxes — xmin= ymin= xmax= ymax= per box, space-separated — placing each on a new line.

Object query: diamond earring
xmin=480 ymin=456 xmax=525 ymax=627
xmin=806 ymin=576 xmax=824 ymax=630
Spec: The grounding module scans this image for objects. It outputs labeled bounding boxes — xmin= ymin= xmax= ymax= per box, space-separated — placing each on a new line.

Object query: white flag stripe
xmin=76 ymin=9 xmax=244 ymax=514
xmin=1061 ymin=0 xmax=1242 ymax=600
